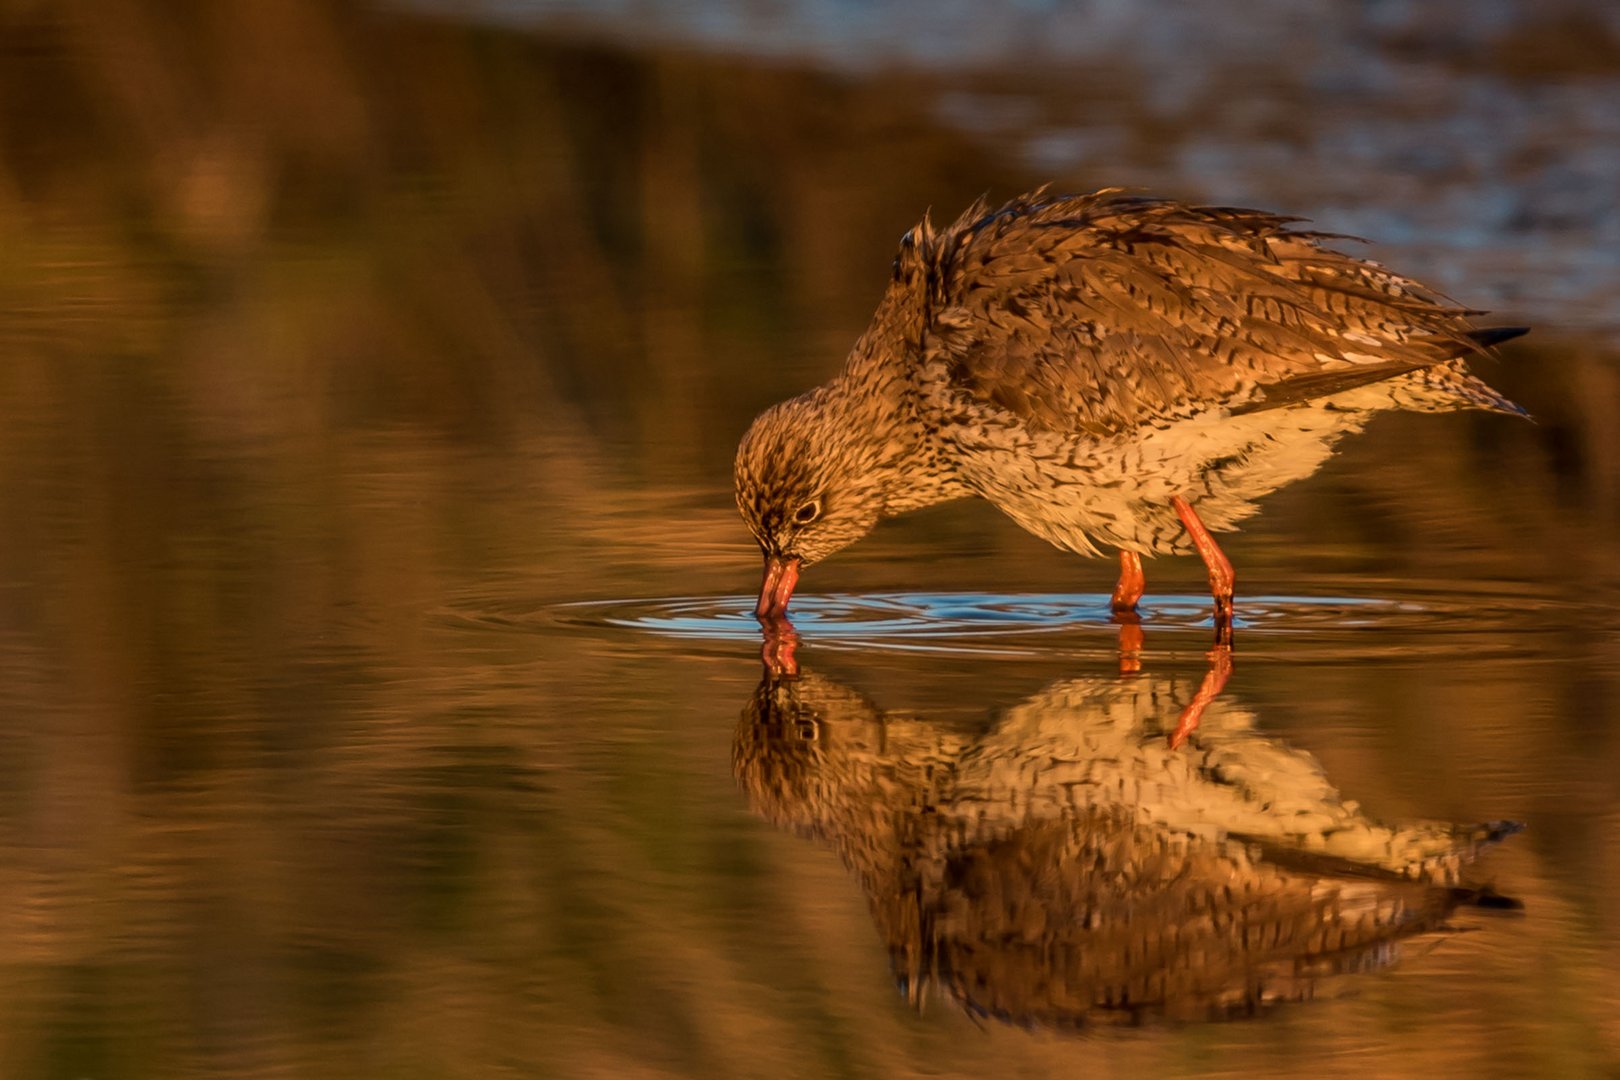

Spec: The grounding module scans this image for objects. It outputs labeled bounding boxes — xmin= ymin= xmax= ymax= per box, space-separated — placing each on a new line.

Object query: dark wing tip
xmin=1468 ymin=326 xmax=1531 ymax=349
xmin=1481 ymin=819 xmax=1527 ymax=842
xmin=1468 ymin=888 xmax=1527 ymax=911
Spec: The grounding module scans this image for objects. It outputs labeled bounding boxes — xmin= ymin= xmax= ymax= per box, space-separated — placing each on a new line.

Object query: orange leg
xmin=1110 ymin=550 xmax=1145 ymax=612
xmin=1171 ymin=495 xmax=1235 ymax=648
xmin=1168 ymin=648 xmax=1233 ymax=749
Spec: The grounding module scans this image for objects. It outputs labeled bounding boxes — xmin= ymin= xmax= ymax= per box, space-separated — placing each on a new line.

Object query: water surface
xmin=0 ymin=4 xmax=1617 ymax=1078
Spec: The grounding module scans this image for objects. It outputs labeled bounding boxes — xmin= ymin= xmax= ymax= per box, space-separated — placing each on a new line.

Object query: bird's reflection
xmin=734 ymin=660 xmax=1520 ymax=1028
xmin=759 ymin=613 xmax=1228 ymax=746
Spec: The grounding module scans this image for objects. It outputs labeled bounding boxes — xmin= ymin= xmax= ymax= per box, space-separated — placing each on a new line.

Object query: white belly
xmin=944 ymin=394 xmax=1388 ymax=556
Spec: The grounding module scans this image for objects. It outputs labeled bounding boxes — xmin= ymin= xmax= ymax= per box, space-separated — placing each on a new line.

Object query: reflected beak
xmin=755 ymin=554 xmax=802 ymax=620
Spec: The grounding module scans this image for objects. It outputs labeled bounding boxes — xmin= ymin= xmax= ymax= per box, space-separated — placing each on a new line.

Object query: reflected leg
xmin=1171 ymin=496 xmax=1235 ymax=648
xmin=1110 ymin=550 xmax=1145 ymax=613
xmin=1168 ymin=648 xmax=1233 ymax=749
xmin=1115 ymin=614 xmax=1143 ymax=676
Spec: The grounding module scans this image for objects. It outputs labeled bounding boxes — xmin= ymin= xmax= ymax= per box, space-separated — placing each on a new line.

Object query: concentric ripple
xmin=519 ymin=584 xmax=1589 ymax=657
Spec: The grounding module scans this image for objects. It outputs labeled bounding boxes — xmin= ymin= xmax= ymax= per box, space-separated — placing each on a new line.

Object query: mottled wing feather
xmin=1228 ymin=360 xmax=1431 ymax=415
xmin=923 ymin=191 xmax=1500 ymax=435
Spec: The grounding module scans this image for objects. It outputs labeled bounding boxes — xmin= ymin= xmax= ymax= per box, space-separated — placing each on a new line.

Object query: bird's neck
xmin=824 ymin=360 xmax=964 ymax=519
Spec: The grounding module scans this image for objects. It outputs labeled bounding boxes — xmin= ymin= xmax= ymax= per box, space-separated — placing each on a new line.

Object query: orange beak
xmin=755 ymin=554 xmax=802 ymax=620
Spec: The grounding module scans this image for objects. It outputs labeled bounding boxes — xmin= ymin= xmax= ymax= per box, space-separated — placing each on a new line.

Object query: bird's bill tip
xmin=755 ymin=554 xmax=802 ymax=621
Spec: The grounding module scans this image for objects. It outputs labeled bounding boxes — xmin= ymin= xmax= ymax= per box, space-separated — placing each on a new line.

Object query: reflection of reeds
xmin=0 ymin=3 xmax=1615 ymax=1076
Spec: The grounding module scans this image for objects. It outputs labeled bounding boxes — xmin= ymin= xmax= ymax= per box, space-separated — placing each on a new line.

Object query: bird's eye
xmin=792 ymin=500 xmax=821 ymax=525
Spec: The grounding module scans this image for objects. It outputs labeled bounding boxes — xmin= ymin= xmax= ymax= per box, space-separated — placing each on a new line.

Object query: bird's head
xmin=734 ymin=390 xmax=886 ymax=618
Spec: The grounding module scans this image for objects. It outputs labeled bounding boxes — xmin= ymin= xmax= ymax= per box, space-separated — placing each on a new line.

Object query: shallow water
xmin=559 ymin=585 xmax=1602 ymax=655
xmin=1 ymin=3 xmax=1619 ymax=1078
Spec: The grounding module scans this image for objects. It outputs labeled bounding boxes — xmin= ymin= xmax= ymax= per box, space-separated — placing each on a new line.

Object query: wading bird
xmin=735 ymin=189 xmax=1525 ymax=646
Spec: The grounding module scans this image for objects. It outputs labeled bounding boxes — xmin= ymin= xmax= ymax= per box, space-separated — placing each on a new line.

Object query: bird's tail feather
xmin=1230 ymin=326 xmax=1529 ymax=417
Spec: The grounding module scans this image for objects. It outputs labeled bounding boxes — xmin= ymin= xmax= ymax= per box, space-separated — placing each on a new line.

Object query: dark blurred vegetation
xmin=0 ymin=1 xmax=1616 ymax=1077
xmin=3 ymin=0 xmax=1617 ymax=582
xmin=0 ymin=0 xmax=1017 ymax=459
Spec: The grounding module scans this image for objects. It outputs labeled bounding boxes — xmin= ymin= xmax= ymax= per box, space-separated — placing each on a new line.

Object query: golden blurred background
xmin=0 ymin=1 xmax=1617 ymax=1077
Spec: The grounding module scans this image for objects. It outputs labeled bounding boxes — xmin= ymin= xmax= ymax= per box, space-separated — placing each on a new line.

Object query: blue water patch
xmin=556 ymin=591 xmax=1414 ymax=642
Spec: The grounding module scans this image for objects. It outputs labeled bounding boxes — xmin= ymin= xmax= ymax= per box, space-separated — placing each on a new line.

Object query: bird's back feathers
xmin=868 ymin=190 xmax=1526 ymax=434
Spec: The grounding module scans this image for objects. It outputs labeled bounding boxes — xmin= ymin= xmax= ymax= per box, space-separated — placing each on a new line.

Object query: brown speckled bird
xmin=735 ymin=188 xmax=1526 ymax=643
